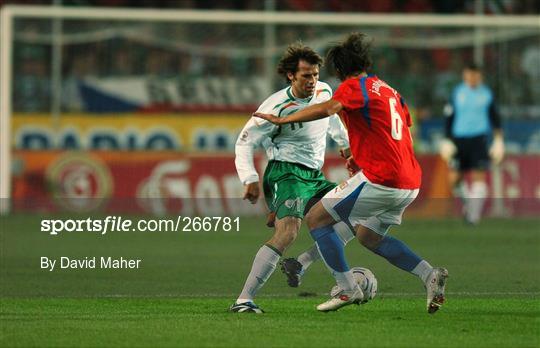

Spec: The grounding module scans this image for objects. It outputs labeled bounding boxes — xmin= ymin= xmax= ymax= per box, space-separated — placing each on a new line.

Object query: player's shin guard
xmin=310 ymin=225 xmax=356 ymax=290
xmin=372 ymin=236 xmax=422 ymax=273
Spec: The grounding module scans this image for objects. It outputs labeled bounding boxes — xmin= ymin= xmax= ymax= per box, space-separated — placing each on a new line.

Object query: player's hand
xmin=345 ymin=156 xmax=360 ymax=177
xmin=489 ymin=137 xmax=505 ymax=165
xmin=253 ymin=112 xmax=284 ymax=125
xmin=339 ymin=148 xmax=352 ymax=159
xmin=439 ymin=138 xmax=456 ymax=163
xmin=243 ymin=182 xmax=260 ymax=204
xmin=266 ymin=211 xmax=276 ymax=228
xmin=339 ymin=148 xmax=359 ymax=176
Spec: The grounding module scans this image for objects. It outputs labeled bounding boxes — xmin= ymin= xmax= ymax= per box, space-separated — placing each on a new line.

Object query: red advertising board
xmin=11 ymin=151 xmax=540 ymax=217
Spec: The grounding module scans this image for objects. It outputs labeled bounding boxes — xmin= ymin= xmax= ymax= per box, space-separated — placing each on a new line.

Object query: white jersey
xmin=235 ymin=81 xmax=350 ymax=185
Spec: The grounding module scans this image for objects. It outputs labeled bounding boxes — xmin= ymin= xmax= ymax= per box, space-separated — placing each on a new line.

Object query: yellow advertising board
xmin=12 ymin=113 xmax=250 ymax=151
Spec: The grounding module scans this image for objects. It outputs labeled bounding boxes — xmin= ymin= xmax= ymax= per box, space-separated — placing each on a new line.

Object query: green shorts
xmin=263 ymin=160 xmax=337 ymax=220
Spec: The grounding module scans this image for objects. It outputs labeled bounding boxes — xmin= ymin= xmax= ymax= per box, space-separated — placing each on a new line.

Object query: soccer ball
xmin=330 ymin=267 xmax=378 ymax=303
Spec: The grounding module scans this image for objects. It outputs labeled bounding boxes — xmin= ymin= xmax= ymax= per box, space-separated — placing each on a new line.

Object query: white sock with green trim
xmin=237 ymin=244 xmax=280 ymax=303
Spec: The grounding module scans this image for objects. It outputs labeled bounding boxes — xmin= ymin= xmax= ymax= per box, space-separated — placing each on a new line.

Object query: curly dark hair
xmin=326 ymin=33 xmax=373 ymax=81
xmin=277 ymin=42 xmax=323 ymax=84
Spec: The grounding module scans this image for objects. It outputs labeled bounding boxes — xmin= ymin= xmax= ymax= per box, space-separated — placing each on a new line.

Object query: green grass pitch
xmin=1 ymin=215 xmax=539 ymax=347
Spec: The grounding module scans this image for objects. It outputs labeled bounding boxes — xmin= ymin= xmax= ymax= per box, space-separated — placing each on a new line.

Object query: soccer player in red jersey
xmin=255 ymin=33 xmax=448 ymax=313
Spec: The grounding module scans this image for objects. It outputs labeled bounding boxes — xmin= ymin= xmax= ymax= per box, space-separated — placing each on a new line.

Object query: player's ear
xmin=287 ymin=71 xmax=295 ymax=82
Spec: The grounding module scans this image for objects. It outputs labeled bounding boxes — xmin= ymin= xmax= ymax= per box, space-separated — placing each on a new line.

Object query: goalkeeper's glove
xmin=439 ymin=138 xmax=456 ymax=163
xmin=489 ymin=136 xmax=505 ymax=165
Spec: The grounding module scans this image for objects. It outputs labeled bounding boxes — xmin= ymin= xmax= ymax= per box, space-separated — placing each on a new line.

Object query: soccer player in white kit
xmin=231 ymin=43 xmax=355 ymax=313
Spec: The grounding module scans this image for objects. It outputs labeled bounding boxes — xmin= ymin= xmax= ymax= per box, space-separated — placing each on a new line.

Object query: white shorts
xmin=321 ymin=171 xmax=419 ymax=236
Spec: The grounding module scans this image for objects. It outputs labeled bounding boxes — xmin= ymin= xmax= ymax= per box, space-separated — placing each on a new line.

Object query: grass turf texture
xmin=1 ymin=215 xmax=539 ymax=347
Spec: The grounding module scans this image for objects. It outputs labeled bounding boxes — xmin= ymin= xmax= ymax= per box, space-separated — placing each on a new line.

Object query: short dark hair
xmin=277 ymin=43 xmax=323 ymax=84
xmin=327 ymin=33 xmax=373 ymax=81
xmin=464 ymin=62 xmax=482 ymax=72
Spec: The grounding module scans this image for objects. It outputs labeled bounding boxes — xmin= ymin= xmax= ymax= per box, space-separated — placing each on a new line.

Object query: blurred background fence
xmin=1 ymin=1 xmax=539 ymax=216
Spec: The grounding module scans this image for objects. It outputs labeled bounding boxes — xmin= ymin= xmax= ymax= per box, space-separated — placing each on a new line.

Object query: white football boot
xmin=425 ymin=267 xmax=449 ymax=314
xmin=316 ymin=285 xmax=364 ymax=312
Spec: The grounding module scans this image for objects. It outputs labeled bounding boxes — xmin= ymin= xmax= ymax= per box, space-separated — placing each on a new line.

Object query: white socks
xmin=297 ymin=222 xmax=355 ymax=271
xmin=333 ymin=270 xmax=357 ymax=291
xmin=297 ymin=246 xmax=320 ymax=273
xmin=236 ymin=222 xmax=357 ymax=303
xmin=237 ymin=245 xmax=280 ymax=303
xmin=455 ymin=181 xmax=488 ymax=223
xmin=467 ymin=181 xmax=488 ymax=223
xmin=411 ymin=260 xmax=434 ymax=284
xmin=454 ymin=181 xmax=470 ymax=202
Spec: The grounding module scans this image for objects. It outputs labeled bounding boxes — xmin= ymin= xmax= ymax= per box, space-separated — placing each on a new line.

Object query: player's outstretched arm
xmin=254 ymin=100 xmax=343 ymax=125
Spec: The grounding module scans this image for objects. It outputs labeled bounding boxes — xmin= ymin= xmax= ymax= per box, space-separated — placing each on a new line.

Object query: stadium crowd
xmin=6 ymin=0 xmax=539 ymax=121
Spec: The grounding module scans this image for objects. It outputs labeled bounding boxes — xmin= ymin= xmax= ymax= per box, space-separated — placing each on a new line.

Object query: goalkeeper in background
xmin=439 ymin=64 xmax=504 ymax=225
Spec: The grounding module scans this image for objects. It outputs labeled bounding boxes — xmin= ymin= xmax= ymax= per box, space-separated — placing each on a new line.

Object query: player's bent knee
xmin=356 ymin=226 xmax=383 ymax=250
xmin=269 ymin=217 xmax=301 ymax=251
xmin=360 ymin=238 xmax=380 ymax=250
xmin=268 ymin=231 xmax=297 ymax=253
xmin=279 ymin=228 xmax=298 ymax=244
xmin=305 ymin=211 xmax=317 ymax=230
xmin=276 ymin=216 xmax=301 ymax=232
xmin=305 ymin=212 xmax=326 ymax=231
xmin=305 ymin=202 xmax=335 ymax=230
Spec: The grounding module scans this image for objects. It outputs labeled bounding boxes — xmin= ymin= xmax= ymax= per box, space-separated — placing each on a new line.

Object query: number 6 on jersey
xmin=389 ymin=97 xmax=403 ymax=140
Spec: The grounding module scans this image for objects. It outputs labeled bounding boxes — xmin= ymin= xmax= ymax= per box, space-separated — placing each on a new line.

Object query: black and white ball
xmin=330 ymin=267 xmax=378 ymax=302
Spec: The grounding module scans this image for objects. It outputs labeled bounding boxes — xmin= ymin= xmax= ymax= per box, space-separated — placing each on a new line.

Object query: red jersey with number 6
xmin=332 ymin=75 xmax=421 ymax=189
